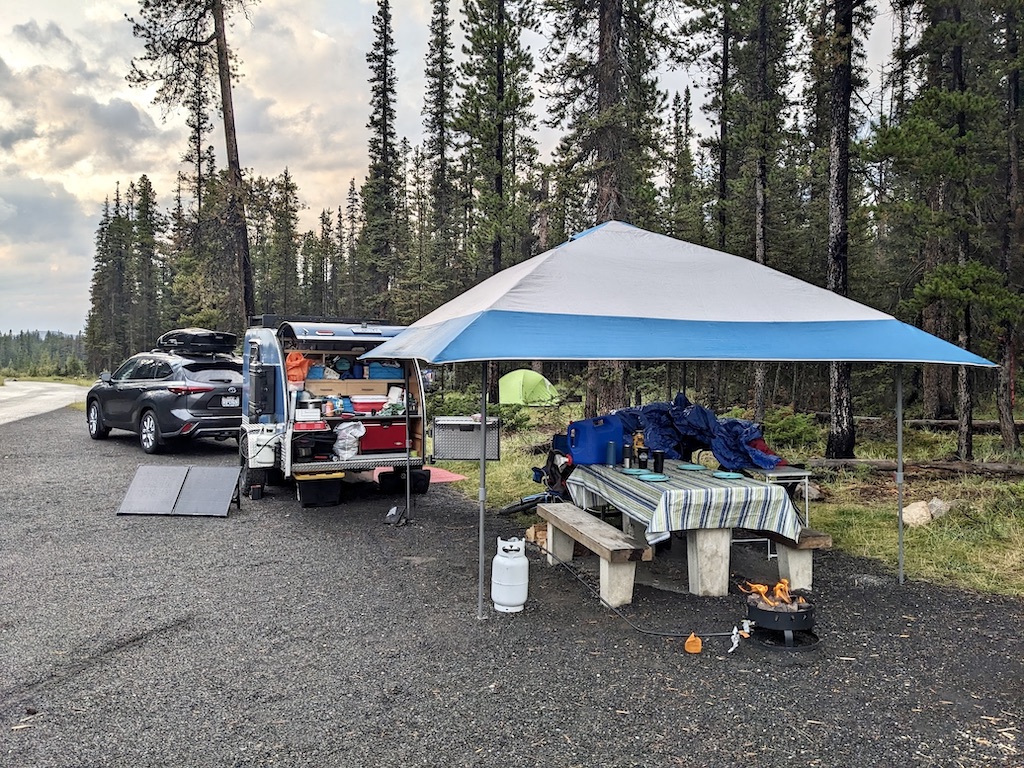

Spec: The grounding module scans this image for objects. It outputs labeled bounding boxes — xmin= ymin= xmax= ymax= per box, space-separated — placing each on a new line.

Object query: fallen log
xmin=811 ymin=413 xmax=1024 ymax=433
xmin=811 ymin=415 xmax=1019 ymax=434
xmin=805 ymin=458 xmax=1024 ymax=477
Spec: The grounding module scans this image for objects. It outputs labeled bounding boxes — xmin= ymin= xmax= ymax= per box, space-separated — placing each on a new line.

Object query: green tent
xmin=498 ymin=369 xmax=560 ymax=406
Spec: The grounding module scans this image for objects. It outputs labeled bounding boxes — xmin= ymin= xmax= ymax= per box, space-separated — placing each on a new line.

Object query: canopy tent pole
xmin=405 ymin=368 xmax=412 ymax=521
xmin=477 ymin=362 xmax=488 ymax=619
xmin=896 ymin=364 xmax=905 ymax=584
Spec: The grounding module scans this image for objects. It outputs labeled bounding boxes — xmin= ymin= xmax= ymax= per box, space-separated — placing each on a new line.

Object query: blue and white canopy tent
xmin=363 ymin=221 xmax=996 ymax=617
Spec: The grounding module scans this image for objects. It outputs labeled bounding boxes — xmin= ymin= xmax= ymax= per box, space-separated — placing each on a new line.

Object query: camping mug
xmin=652 ymin=450 xmax=665 ymax=473
xmin=637 ymin=447 xmax=649 ymax=469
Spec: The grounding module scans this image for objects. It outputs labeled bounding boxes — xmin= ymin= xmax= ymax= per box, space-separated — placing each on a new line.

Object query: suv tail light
xmin=167 ymin=384 xmax=215 ymax=395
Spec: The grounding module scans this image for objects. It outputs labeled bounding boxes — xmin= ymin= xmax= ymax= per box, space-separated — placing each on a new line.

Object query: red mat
xmin=371 ymin=466 xmax=467 ymax=483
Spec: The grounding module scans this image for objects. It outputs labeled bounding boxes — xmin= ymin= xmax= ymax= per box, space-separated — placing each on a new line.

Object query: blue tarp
xmin=615 ymin=393 xmax=782 ymax=471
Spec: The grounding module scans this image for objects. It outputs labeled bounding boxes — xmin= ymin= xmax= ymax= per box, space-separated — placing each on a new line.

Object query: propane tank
xmin=491 ymin=536 xmax=529 ymax=613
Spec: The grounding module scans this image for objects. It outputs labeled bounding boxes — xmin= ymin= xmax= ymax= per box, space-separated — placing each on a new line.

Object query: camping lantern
xmin=491 ymin=537 xmax=529 ymax=613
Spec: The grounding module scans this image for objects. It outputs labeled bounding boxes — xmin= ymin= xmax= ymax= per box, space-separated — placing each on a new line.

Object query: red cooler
xmin=360 ymin=421 xmax=408 ymax=452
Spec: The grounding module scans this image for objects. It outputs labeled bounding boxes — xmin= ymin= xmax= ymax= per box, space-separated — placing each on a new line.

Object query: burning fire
xmin=739 ymin=578 xmax=809 ymax=612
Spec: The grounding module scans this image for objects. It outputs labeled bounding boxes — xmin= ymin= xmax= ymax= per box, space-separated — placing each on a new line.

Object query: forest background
xmin=6 ymin=0 xmax=1024 ymax=461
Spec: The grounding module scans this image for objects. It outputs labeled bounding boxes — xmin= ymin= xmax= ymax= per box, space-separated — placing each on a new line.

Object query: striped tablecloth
xmin=566 ymin=464 xmax=803 ymax=544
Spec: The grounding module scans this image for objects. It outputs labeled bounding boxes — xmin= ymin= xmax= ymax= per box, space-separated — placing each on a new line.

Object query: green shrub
xmin=761 ymin=407 xmax=822 ymax=449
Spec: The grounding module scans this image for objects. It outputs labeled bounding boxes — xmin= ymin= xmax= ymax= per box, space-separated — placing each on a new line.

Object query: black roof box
xmin=156 ymin=327 xmax=237 ymax=355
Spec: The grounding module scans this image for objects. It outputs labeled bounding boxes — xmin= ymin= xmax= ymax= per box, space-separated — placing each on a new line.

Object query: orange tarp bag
xmin=286 ymin=351 xmax=314 ymax=382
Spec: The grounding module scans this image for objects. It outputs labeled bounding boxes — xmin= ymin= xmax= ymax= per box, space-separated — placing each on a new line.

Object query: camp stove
xmin=741 ymin=579 xmax=821 ymax=651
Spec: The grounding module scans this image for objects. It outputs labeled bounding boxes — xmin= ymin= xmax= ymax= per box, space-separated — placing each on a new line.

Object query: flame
xmin=773 ymin=579 xmax=791 ymax=603
xmin=738 ymin=581 xmax=778 ymax=607
xmin=740 ymin=578 xmax=805 ymax=606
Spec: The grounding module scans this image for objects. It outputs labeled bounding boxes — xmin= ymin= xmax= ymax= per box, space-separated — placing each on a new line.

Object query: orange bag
xmin=286 ymin=352 xmax=314 ymax=382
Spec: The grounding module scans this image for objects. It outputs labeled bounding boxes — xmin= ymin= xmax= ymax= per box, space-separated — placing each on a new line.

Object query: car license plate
xmin=222 ymin=396 xmax=239 ymax=407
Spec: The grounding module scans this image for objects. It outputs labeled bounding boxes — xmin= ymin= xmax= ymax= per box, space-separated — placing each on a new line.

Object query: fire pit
xmin=740 ymin=579 xmax=820 ymax=651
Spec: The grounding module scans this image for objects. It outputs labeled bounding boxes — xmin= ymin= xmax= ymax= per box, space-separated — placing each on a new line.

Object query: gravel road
xmin=2 ymin=407 xmax=1022 ymax=767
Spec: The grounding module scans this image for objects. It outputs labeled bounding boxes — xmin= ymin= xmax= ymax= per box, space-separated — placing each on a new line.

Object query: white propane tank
xmin=491 ymin=536 xmax=529 ymax=613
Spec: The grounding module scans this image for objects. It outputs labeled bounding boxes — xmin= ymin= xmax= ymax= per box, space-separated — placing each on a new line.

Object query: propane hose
xmin=519 ymin=537 xmax=753 ymax=652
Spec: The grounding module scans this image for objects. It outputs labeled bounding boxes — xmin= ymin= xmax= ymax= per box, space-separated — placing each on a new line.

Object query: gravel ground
xmin=2 ymin=407 xmax=1022 ymax=768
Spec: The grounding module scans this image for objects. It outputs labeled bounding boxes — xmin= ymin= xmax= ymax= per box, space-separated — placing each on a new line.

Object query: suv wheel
xmin=139 ymin=410 xmax=161 ymax=454
xmin=87 ymin=401 xmax=110 ymax=440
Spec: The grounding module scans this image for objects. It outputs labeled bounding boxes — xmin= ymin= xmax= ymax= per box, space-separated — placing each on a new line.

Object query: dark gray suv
xmin=86 ymin=332 xmax=243 ymax=454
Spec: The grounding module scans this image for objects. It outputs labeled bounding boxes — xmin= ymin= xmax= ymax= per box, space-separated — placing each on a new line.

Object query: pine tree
xmin=127 ymin=0 xmax=256 ymax=327
xmin=130 ymin=174 xmax=166 ymax=348
xmin=268 ymin=168 xmax=302 ymax=317
xmin=358 ymin=0 xmax=402 ymax=319
xmin=873 ymin=0 xmax=1004 ymax=458
xmin=423 ymin=0 xmax=461 ymax=303
xmin=456 ymin=0 xmax=539 ymax=278
xmin=663 ymin=90 xmax=707 ymax=242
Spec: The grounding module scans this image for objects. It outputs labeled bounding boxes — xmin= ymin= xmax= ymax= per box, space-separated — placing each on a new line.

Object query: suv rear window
xmin=182 ymin=360 xmax=243 ymax=384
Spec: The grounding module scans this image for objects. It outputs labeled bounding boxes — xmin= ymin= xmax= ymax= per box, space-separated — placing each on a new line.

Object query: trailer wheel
xmin=238 ymin=432 xmax=267 ymax=498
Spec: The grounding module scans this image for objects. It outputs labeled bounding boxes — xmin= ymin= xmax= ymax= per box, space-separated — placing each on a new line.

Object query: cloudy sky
xmin=1 ymin=0 xmax=442 ymax=335
xmin=1 ymin=1 xmax=892 ymax=336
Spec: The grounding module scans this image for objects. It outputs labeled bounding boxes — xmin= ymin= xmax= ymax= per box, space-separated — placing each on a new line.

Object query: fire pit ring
xmin=746 ymin=602 xmax=816 ymax=632
xmin=746 ymin=601 xmax=821 ymax=651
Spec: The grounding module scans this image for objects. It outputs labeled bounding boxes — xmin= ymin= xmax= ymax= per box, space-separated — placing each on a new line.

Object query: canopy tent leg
xmin=897 ymin=364 xmax=905 ymax=585
xmin=477 ymin=362 xmax=489 ymax=619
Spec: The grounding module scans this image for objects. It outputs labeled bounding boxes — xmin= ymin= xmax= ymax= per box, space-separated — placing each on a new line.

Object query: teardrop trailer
xmin=238 ymin=317 xmax=430 ymax=507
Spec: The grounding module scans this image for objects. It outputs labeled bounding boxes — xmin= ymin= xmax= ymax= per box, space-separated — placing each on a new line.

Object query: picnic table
xmin=565 ymin=464 xmax=806 ymax=596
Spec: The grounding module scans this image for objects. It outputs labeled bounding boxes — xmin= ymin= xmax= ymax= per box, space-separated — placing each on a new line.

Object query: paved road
xmin=0 ymin=380 xmax=91 ymax=426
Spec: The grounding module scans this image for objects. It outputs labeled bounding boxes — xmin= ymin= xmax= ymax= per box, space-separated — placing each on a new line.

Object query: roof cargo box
xmin=157 ymin=328 xmax=237 ymax=355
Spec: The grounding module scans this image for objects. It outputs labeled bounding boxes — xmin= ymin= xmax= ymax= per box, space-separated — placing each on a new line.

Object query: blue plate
xmin=713 ymin=471 xmax=744 ymax=480
xmin=677 ymin=463 xmax=706 ymax=471
xmin=638 ymin=473 xmax=669 ymax=482
xmin=621 ymin=468 xmax=651 ymax=475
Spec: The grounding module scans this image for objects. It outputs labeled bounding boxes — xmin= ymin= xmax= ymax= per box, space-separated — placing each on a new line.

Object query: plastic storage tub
xmin=296 ymin=473 xmax=344 ymax=507
xmin=350 ymin=395 xmax=389 ymax=414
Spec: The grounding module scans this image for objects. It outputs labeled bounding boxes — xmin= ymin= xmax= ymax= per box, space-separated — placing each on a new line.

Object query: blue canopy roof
xmin=364 ymin=222 xmax=994 ymax=368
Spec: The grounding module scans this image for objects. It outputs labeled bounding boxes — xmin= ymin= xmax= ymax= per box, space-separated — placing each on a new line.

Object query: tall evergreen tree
xmin=267 ymin=168 xmax=302 ymax=317
xmin=127 ymin=0 xmax=256 ymax=329
xmin=358 ymin=0 xmax=402 ymax=319
xmin=541 ymin=0 xmax=673 ymax=414
xmin=663 ymin=90 xmax=706 ymax=242
xmin=456 ymin=0 xmax=539 ymax=278
xmin=423 ymin=0 xmax=460 ymax=302
xmin=129 ymin=175 xmax=166 ymax=348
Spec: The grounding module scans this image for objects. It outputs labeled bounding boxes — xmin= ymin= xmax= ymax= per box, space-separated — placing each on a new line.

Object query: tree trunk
xmin=492 ymin=0 xmax=505 ymax=276
xmin=213 ymin=0 xmax=254 ymax=329
xmin=998 ymin=8 xmax=1021 ymax=450
xmin=825 ymin=0 xmax=856 ymax=458
xmin=951 ymin=7 xmax=974 ymax=460
xmin=595 ymin=0 xmax=623 ymax=221
xmin=586 ymin=0 xmax=627 ymax=416
xmin=751 ymin=0 xmax=769 ymax=423
xmin=717 ymin=0 xmax=729 ymax=249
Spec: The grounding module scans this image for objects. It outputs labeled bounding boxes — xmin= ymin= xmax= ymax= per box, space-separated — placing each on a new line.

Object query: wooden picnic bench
xmin=537 ymin=503 xmax=651 ymax=608
xmin=748 ymin=528 xmax=832 ymax=591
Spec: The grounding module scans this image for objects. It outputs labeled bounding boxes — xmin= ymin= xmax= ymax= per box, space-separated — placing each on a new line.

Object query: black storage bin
xmin=296 ymin=474 xmax=343 ymax=507
xmin=377 ymin=468 xmax=431 ymax=495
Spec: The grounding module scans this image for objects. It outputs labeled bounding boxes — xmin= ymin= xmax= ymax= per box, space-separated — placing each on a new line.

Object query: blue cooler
xmin=567 ymin=414 xmax=627 ymax=465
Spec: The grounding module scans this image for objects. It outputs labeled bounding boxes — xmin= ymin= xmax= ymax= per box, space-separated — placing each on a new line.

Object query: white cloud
xmin=0 ymin=174 xmax=94 ymax=334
